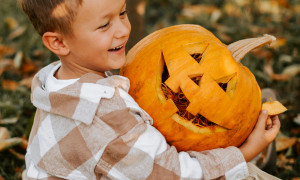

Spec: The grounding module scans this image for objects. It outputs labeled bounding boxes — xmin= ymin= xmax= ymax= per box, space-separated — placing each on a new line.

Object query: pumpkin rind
xmin=121 ymin=25 xmax=266 ymax=151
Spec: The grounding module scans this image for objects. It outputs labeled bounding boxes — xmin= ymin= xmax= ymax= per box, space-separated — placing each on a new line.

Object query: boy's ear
xmin=42 ymin=32 xmax=70 ymax=56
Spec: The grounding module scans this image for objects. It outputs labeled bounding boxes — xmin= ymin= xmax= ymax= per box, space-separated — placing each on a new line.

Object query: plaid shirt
xmin=24 ymin=62 xmax=249 ymax=180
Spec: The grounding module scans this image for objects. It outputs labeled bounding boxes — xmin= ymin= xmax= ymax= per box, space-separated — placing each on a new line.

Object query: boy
xmin=19 ymin=0 xmax=281 ymax=179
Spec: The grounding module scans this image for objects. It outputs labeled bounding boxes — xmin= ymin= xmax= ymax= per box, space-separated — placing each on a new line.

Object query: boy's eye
xmin=98 ymin=22 xmax=110 ymax=29
xmin=120 ymin=9 xmax=128 ymax=16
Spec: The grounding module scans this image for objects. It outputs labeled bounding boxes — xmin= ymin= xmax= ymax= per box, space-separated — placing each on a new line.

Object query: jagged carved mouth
xmin=155 ymin=42 xmax=238 ymax=134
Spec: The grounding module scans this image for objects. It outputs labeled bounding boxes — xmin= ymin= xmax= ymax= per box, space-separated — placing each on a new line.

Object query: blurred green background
xmin=0 ymin=0 xmax=300 ymax=179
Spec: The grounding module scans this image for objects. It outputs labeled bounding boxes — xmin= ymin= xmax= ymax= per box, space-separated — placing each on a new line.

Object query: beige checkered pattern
xmin=24 ymin=62 xmax=249 ymax=179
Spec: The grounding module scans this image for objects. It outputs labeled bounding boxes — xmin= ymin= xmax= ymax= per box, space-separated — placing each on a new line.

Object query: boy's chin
xmin=110 ymin=61 xmax=126 ymax=71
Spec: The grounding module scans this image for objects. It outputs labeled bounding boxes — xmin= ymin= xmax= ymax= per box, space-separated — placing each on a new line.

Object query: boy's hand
xmin=239 ymin=110 xmax=281 ymax=162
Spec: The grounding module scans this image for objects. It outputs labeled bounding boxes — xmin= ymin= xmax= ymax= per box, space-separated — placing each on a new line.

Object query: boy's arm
xmin=94 ymin=108 xmax=248 ymax=180
xmin=95 ymin=108 xmax=280 ymax=180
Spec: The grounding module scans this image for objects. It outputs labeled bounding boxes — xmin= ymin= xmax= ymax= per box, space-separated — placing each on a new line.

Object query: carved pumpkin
xmin=121 ymin=25 xmax=275 ymax=151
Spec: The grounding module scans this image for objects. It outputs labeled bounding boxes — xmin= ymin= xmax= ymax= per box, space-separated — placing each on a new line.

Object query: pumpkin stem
xmin=227 ymin=34 xmax=276 ymax=63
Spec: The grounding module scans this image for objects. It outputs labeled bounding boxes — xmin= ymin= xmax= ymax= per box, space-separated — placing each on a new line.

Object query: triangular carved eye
xmin=218 ymin=83 xmax=228 ymax=92
xmin=185 ymin=42 xmax=208 ymax=64
xmin=215 ymin=73 xmax=237 ymax=99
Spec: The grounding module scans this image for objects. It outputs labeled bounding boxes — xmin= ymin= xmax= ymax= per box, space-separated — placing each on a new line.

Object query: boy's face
xmin=64 ymin=0 xmax=131 ymax=74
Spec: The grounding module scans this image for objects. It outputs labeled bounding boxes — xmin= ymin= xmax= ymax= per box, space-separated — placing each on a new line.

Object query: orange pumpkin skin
xmin=121 ymin=24 xmax=262 ymax=151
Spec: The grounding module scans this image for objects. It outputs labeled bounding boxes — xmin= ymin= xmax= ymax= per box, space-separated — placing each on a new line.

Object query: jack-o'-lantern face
xmin=121 ymin=25 xmax=274 ymax=151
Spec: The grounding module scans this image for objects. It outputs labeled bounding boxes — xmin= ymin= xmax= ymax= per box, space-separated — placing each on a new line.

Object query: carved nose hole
xmin=191 ymin=53 xmax=203 ymax=63
xmin=191 ymin=76 xmax=201 ymax=85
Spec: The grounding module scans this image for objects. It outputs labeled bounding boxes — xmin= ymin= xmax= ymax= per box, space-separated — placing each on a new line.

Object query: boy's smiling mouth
xmin=108 ymin=45 xmax=124 ymax=52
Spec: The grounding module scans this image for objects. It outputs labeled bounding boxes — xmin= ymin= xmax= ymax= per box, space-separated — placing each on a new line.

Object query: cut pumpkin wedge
xmin=262 ymin=100 xmax=287 ymax=116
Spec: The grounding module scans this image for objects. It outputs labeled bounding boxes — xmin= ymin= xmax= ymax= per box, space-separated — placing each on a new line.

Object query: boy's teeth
xmin=109 ymin=45 xmax=123 ymax=51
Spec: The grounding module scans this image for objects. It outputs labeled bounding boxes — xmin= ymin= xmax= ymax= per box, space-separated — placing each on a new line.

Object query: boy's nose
xmin=115 ymin=18 xmax=131 ymax=39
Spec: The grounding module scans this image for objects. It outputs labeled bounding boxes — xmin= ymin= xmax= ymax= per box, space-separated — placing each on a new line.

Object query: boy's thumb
xmin=257 ymin=110 xmax=268 ymax=127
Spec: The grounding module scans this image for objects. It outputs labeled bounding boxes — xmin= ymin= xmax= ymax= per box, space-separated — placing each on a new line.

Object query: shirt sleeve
xmin=94 ymin=108 xmax=249 ymax=180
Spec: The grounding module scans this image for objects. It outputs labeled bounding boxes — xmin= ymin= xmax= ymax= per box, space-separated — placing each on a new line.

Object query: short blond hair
xmin=18 ymin=0 xmax=83 ymax=36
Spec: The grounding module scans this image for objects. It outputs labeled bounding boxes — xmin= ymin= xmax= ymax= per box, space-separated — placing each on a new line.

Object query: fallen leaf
xmin=182 ymin=4 xmax=220 ymax=18
xmin=224 ymin=3 xmax=243 ymax=17
xmin=0 ymin=127 xmax=10 ymax=140
xmin=0 ymin=137 xmax=23 ymax=152
xmin=210 ymin=10 xmax=222 ymax=24
xmin=279 ymin=54 xmax=293 ymax=63
xmin=20 ymin=76 xmax=34 ymax=88
xmin=9 ymin=149 xmax=25 ymax=160
xmin=292 ymin=177 xmax=300 ymax=180
xmin=258 ymin=0 xmax=288 ymax=15
xmin=264 ymin=64 xmax=300 ymax=81
xmin=21 ymin=135 xmax=28 ymax=150
xmin=8 ymin=26 xmax=27 ymax=40
xmin=264 ymin=62 xmax=291 ymax=81
xmin=0 ymin=59 xmax=13 ymax=75
xmin=276 ymin=137 xmax=297 ymax=152
xmin=0 ymin=45 xmax=15 ymax=57
xmin=282 ymin=64 xmax=300 ymax=77
xmin=2 ymin=80 xmax=19 ymax=91
xmin=276 ymin=153 xmax=296 ymax=168
xmin=264 ymin=63 xmax=274 ymax=77
xmin=293 ymin=114 xmax=300 ymax=125
xmin=4 ymin=17 xmax=18 ymax=30
xmin=0 ymin=59 xmax=13 ymax=67
xmin=20 ymin=60 xmax=38 ymax=74
xmin=0 ymin=117 xmax=18 ymax=124
xmin=13 ymin=51 xmax=24 ymax=69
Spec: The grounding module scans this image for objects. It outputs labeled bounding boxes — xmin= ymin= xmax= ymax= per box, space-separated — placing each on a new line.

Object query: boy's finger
xmin=266 ymin=117 xmax=272 ymax=130
xmin=257 ymin=110 xmax=268 ymax=128
xmin=271 ymin=115 xmax=279 ymax=121
xmin=271 ymin=116 xmax=280 ymax=129
xmin=266 ymin=116 xmax=281 ymax=138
